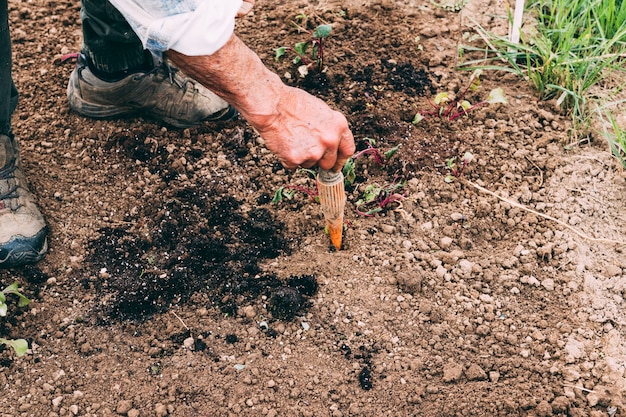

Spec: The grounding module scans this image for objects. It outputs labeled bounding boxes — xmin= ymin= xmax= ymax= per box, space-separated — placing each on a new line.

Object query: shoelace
xmin=0 ymin=154 xmax=19 ymax=208
xmin=134 ymin=61 xmax=194 ymax=93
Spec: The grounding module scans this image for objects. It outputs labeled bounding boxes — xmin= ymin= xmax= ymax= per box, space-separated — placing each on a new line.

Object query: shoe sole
xmin=0 ymin=228 xmax=48 ymax=269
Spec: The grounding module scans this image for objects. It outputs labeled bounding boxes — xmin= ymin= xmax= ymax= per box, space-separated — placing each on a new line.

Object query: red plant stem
xmin=448 ymin=101 xmax=487 ymax=121
xmin=284 ymin=184 xmax=318 ymax=200
xmin=352 ymin=146 xmax=384 ymax=165
xmin=286 ymin=47 xmax=311 ymax=66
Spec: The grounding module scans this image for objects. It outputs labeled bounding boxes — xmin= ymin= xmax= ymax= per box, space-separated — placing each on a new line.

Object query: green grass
xmin=459 ymin=0 xmax=626 ymax=159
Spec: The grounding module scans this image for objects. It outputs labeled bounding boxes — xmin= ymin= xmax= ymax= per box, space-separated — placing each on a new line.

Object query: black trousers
xmin=81 ymin=0 xmax=151 ymax=76
xmin=0 ymin=0 xmax=17 ymax=136
xmin=0 ymin=0 xmax=151 ymax=134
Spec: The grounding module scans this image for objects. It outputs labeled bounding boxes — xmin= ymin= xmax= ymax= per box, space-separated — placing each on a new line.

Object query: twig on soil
xmin=462 ymin=179 xmax=626 ymax=246
xmin=172 ymin=311 xmax=190 ymax=331
xmin=563 ymin=384 xmax=596 ymax=393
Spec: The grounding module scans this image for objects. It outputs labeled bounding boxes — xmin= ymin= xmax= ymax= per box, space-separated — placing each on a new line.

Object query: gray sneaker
xmin=0 ymin=134 xmax=48 ymax=268
xmin=67 ymin=54 xmax=237 ymax=128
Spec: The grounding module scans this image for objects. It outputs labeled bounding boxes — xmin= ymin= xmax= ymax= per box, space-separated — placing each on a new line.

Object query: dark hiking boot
xmin=0 ymin=134 xmax=48 ymax=268
xmin=67 ymin=53 xmax=237 ymax=128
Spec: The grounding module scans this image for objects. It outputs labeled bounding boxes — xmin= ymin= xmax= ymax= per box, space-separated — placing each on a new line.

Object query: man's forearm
xmin=167 ymin=34 xmax=284 ymax=128
xmin=167 ymin=33 xmax=355 ymax=171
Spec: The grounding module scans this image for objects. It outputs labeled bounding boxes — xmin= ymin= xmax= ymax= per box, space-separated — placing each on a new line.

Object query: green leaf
xmin=384 ymin=145 xmax=401 ymax=160
xmin=487 ymin=88 xmax=507 ymax=104
xmin=434 ymin=92 xmax=449 ymax=105
xmin=313 ymin=24 xmax=332 ymax=39
xmin=444 ymin=174 xmax=455 ymax=183
xmin=0 ymin=338 xmax=28 ymax=357
xmin=412 ymin=113 xmax=425 ymax=124
xmin=469 ymin=69 xmax=482 ymax=91
xmin=274 ymin=47 xmax=286 ymax=61
xmin=459 ymin=100 xmax=472 ymax=111
xmin=342 ymin=158 xmax=356 ymax=186
xmin=293 ymin=41 xmax=309 ymax=56
xmin=272 ymin=187 xmax=285 ymax=204
xmin=4 ymin=283 xmax=30 ymax=308
xmin=362 ymin=183 xmax=383 ymax=203
xmin=0 ymin=303 xmax=7 ymax=317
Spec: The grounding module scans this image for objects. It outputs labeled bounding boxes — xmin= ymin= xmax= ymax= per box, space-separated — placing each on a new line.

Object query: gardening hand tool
xmin=317 ymin=167 xmax=346 ymax=250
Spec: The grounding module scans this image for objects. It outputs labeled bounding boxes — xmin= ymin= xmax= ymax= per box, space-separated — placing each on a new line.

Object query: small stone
xmin=183 ymin=337 xmax=194 ymax=349
xmin=52 ymin=396 xmax=63 ymax=408
xmin=440 ymin=236 xmax=453 ymax=249
xmin=381 ymin=224 xmax=396 ymax=234
xmin=489 ymin=371 xmax=500 ymax=383
xmin=535 ymin=400 xmax=552 ymax=417
xmin=242 ymin=305 xmax=257 ymax=319
xmin=442 ymin=363 xmax=464 ymax=382
xmin=464 ymin=364 xmax=487 ymax=381
xmin=551 ymin=396 xmax=570 ymax=414
xmin=155 ymin=403 xmax=168 ymax=417
xmin=116 ymin=400 xmax=133 ymax=415
xmin=541 ymin=278 xmax=555 ymax=291
xmin=69 ymin=404 xmax=79 ymax=415
xmin=605 ymin=265 xmax=622 ymax=277
xmin=128 ymin=409 xmax=140 ymax=417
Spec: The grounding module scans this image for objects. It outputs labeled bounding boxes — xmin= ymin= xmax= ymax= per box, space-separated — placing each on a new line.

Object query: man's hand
xmin=167 ymin=34 xmax=355 ymax=171
xmin=248 ymin=86 xmax=354 ymax=171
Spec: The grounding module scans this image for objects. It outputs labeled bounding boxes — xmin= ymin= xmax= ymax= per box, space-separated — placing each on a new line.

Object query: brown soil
xmin=3 ymin=0 xmax=626 ymax=416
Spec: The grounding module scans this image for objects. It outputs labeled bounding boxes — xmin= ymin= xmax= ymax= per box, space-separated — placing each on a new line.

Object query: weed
xmin=596 ymin=106 xmax=626 ymax=168
xmin=459 ymin=0 xmax=626 ymax=138
xmin=412 ymin=70 xmax=507 ymax=124
xmin=0 ymin=282 xmax=30 ymax=357
xmin=275 ymin=23 xmax=332 ymax=77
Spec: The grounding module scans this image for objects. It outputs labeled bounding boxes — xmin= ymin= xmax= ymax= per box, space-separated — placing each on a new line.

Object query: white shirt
xmin=108 ymin=0 xmax=243 ymax=56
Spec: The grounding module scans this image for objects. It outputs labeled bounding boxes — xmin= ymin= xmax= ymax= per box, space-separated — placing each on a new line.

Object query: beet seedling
xmin=275 ymin=23 xmax=332 ymax=77
xmin=272 ymin=169 xmax=319 ymax=204
xmin=343 ymin=138 xmax=400 ymax=186
xmin=0 ymin=282 xmax=30 ymax=357
xmin=355 ymin=179 xmax=407 ymax=217
xmin=412 ymin=70 xmax=507 ymax=124
xmin=273 ymin=139 xmax=405 ymax=219
xmin=444 ymin=151 xmax=474 ymax=183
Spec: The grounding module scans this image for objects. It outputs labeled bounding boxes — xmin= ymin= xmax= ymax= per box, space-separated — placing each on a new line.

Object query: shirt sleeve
xmin=107 ymin=0 xmax=243 ymax=56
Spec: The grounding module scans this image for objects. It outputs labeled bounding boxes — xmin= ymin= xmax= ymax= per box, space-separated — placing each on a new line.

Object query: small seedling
xmin=275 ymin=23 xmax=332 ymax=76
xmin=412 ymin=70 xmax=507 ymax=124
xmin=355 ymin=179 xmax=407 ymax=217
xmin=343 ymin=139 xmax=400 ymax=186
xmin=0 ymin=282 xmax=30 ymax=357
xmin=444 ymin=151 xmax=474 ymax=182
xmin=272 ymin=169 xmax=319 ymax=204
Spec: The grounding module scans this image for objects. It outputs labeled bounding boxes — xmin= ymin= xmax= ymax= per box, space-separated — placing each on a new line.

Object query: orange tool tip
xmin=327 ymin=219 xmax=343 ymax=250
xmin=317 ymin=169 xmax=346 ymax=250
